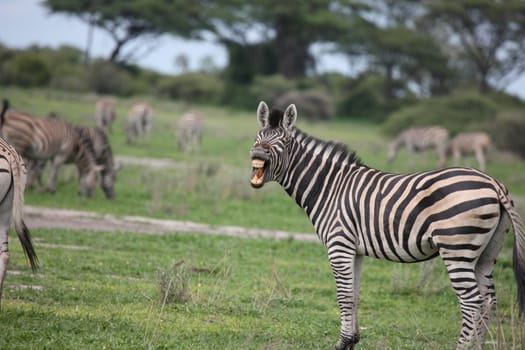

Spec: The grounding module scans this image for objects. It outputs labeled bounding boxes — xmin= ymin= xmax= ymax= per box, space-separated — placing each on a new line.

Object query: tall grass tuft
xmin=157 ymin=260 xmax=191 ymax=304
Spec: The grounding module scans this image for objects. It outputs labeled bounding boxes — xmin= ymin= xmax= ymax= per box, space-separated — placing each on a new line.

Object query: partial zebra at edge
xmin=250 ymin=101 xmax=525 ymax=350
xmin=0 ymin=128 xmax=38 ymax=304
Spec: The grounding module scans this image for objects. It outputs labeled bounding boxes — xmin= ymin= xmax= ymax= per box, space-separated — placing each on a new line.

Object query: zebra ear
xmin=282 ymin=104 xmax=297 ymax=130
xmin=257 ymin=101 xmax=270 ymax=128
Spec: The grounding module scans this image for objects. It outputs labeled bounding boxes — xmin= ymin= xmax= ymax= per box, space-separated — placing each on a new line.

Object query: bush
xmin=382 ymin=90 xmax=499 ymax=136
xmin=274 ymin=89 xmax=335 ymax=121
xmin=87 ymin=59 xmax=135 ymax=96
xmin=491 ymin=110 xmax=525 ymax=159
xmin=249 ymin=74 xmax=297 ymax=105
xmin=338 ymin=73 xmax=415 ymax=122
xmin=4 ymin=53 xmax=51 ymax=87
xmin=157 ymin=72 xmax=223 ymax=104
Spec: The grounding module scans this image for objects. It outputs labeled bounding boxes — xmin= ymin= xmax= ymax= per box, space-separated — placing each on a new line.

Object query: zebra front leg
xmin=46 ymin=156 xmax=66 ymax=193
xmin=331 ymin=252 xmax=363 ymax=350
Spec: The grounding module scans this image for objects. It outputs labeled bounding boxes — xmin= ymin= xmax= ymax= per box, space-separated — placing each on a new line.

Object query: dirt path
xmin=24 ymin=205 xmax=317 ymax=242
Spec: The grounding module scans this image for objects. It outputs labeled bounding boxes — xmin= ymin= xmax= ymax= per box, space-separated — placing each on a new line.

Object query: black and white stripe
xmin=0 ymin=100 xmax=101 ymax=197
xmin=0 ymin=122 xmax=38 ymax=302
xmin=250 ymin=101 xmax=525 ymax=350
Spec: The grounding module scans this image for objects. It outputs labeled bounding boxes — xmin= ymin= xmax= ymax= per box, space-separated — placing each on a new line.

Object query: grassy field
xmin=1 ymin=87 xmax=524 ymax=349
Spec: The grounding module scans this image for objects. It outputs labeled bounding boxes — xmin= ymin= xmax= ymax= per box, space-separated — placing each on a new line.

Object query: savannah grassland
xmin=1 ymin=87 xmax=524 ymax=349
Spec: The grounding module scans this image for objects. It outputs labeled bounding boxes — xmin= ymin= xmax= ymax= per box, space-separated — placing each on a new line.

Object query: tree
xmin=205 ymin=0 xmax=369 ymax=80
xmin=43 ymin=0 xmax=209 ymax=64
xmin=423 ymin=0 xmax=525 ymax=92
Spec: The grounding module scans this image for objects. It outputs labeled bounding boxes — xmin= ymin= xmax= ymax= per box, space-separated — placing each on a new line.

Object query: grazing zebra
xmin=94 ymin=97 xmax=117 ymax=133
xmin=177 ymin=111 xmax=203 ymax=153
xmin=126 ymin=102 xmax=153 ymax=144
xmin=388 ymin=126 xmax=449 ymax=168
xmin=0 ymin=100 xmax=102 ymax=197
xmin=29 ymin=125 xmax=116 ymax=199
xmin=0 ymin=135 xmax=38 ymax=303
xmin=449 ymin=131 xmax=492 ymax=172
xmin=250 ymin=101 xmax=525 ymax=350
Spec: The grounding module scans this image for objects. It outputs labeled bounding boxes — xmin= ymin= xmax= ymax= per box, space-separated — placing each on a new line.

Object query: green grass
xmin=1 ymin=86 xmax=524 ymax=349
xmin=1 ymin=228 xmax=522 ymax=349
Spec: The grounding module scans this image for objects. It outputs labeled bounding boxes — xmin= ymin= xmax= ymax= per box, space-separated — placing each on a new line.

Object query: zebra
xmin=177 ymin=110 xmax=203 ymax=153
xmin=388 ymin=125 xmax=449 ymax=168
xmin=0 ymin=100 xmax=102 ymax=197
xmin=126 ymin=102 xmax=153 ymax=144
xmin=448 ymin=131 xmax=492 ymax=172
xmin=28 ymin=125 xmax=116 ymax=199
xmin=0 ymin=133 xmax=38 ymax=303
xmin=94 ymin=97 xmax=117 ymax=133
xmin=250 ymin=101 xmax=525 ymax=350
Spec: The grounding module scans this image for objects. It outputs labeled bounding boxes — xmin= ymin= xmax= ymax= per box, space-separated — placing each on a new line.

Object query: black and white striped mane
xmin=270 ymin=107 xmax=363 ymax=167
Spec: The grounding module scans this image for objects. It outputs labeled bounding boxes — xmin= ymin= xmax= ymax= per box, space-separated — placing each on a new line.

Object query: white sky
xmin=0 ymin=0 xmax=524 ymax=99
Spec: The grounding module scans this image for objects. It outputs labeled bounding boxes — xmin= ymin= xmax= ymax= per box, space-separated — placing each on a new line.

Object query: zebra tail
xmin=12 ymin=160 xmax=38 ymax=272
xmin=501 ymin=188 xmax=525 ymax=315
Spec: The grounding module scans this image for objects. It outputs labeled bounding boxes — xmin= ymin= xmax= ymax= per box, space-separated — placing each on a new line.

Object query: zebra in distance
xmin=449 ymin=131 xmax=492 ymax=172
xmin=250 ymin=101 xmax=525 ymax=350
xmin=29 ymin=125 xmax=116 ymax=199
xmin=177 ymin=110 xmax=203 ymax=153
xmin=0 ymin=100 xmax=102 ymax=197
xmin=126 ymin=102 xmax=153 ymax=144
xmin=0 ymin=133 xmax=38 ymax=303
xmin=388 ymin=125 xmax=449 ymax=168
xmin=94 ymin=97 xmax=117 ymax=133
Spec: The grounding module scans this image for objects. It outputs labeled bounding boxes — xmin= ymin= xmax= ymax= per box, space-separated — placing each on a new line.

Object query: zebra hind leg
xmin=473 ymin=213 xmax=511 ymax=345
xmin=440 ymin=252 xmax=484 ymax=349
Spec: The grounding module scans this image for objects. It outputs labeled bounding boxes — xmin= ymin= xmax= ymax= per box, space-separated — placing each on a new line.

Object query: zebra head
xmin=78 ymin=165 xmax=104 ymax=198
xmin=250 ymin=101 xmax=297 ymax=188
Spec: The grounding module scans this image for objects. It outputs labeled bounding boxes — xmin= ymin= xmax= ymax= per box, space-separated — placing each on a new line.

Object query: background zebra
xmin=177 ymin=110 xmax=203 ymax=153
xmin=0 ymin=100 xmax=102 ymax=197
xmin=448 ymin=131 xmax=492 ymax=172
xmin=94 ymin=97 xmax=117 ymax=133
xmin=250 ymin=101 xmax=525 ymax=350
xmin=388 ymin=125 xmax=449 ymax=168
xmin=0 ymin=133 xmax=38 ymax=303
xmin=125 ymin=102 xmax=153 ymax=144
xmin=29 ymin=125 xmax=116 ymax=199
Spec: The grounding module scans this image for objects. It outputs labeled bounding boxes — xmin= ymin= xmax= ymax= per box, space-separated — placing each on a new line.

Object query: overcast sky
xmin=1 ymin=0 xmax=524 ymax=99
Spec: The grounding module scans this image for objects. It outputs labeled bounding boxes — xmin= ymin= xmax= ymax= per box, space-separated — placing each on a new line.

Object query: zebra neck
xmin=280 ymin=128 xmax=362 ymax=217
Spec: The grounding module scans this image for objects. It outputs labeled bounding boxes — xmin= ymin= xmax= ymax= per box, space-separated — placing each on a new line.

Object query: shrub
xmin=490 ymin=110 xmax=525 ymax=159
xmin=4 ymin=53 xmax=51 ymax=87
xmin=157 ymin=72 xmax=223 ymax=104
xmin=338 ymin=73 xmax=415 ymax=122
xmin=249 ymin=74 xmax=297 ymax=105
xmin=274 ymin=89 xmax=335 ymax=121
xmin=87 ymin=59 xmax=135 ymax=96
xmin=382 ymin=90 xmax=498 ymax=136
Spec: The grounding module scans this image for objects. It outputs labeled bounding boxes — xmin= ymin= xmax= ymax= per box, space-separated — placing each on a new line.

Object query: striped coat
xmin=250 ymin=102 xmax=525 ymax=350
xmin=28 ymin=125 xmax=116 ymax=199
xmin=0 ymin=126 xmax=38 ymax=302
xmin=0 ymin=101 xmax=101 ymax=197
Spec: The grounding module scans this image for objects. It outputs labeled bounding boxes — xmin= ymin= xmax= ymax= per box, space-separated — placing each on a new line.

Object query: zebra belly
xmin=356 ymin=229 xmax=439 ymax=263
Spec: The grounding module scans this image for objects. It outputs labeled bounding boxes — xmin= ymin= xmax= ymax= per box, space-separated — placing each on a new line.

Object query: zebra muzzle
xmin=250 ymin=158 xmax=266 ymax=188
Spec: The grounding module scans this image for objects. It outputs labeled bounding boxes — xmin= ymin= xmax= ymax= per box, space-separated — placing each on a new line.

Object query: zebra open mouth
xmin=250 ymin=158 xmax=266 ymax=188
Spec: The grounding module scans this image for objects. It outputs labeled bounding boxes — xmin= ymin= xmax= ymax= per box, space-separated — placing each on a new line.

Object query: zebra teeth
xmin=252 ymin=159 xmax=265 ymax=169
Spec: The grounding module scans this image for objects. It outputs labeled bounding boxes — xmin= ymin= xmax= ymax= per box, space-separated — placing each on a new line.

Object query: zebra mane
xmin=269 ymin=108 xmax=283 ymax=128
xmin=294 ymin=127 xmax=364 ymax=167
